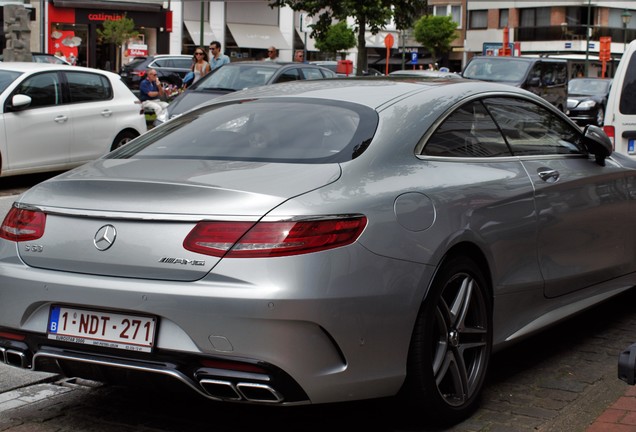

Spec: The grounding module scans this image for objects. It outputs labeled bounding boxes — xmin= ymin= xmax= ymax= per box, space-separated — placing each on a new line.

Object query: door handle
xmin=538 ymin=168 xmax=560 ymax=183
xmin=101 ymin=110 xmax=113 ymax=117
xmin=54 ymin=115 xmax=68 ymax=123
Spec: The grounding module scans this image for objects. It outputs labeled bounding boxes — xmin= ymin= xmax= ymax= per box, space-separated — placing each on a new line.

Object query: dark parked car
xmin=462 ymin=56 xmax=569 ymax=112
xmin=155 ymin=61 xmax=337 ymax=124
xmin=120 ymin=54 xmax=192 ymax=90
xmin=567 ymin=77 xmax=612 ymax=126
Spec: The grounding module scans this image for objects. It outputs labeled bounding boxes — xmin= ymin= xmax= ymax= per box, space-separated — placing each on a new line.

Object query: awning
xmin=296 ymin=29 xmax=317 ymax=52
xmin=227 ymin=23 xmax=289 ymax=50
xmin=184 ymin=20 xmax=216 ymax=47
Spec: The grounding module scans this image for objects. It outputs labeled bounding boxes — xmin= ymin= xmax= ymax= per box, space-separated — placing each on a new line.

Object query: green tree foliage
xmin=269 ymin=0 xmax=426 ymax=75
xmin=97 ymin=16 xmax=138 ymax=70
xmin=314 ymin=21 xmax=356 ymax=59
xmin=413 ymin=15 xmax=458 ymax=62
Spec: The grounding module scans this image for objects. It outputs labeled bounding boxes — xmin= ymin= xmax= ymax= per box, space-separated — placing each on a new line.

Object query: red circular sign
xmin=384 ymin=34 xmax=394 ymax=48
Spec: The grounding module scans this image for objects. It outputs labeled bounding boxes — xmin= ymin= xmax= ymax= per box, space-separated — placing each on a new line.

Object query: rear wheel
xmin=111 ymin=130 xmax=139 ymax=151
xmin=402 ymin=255 xmax=492 ymax=425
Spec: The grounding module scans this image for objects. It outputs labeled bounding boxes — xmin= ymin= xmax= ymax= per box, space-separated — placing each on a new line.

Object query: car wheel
xmin=111 ymin=130 xmax=139 ymax=151
xmin=401 ymin=255 xmax=492 ymax=425
xmin=596 ymin=107 xmax=605 ymax=126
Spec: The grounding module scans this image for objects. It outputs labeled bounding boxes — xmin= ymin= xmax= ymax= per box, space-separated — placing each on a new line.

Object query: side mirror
xmin=8 ymin=94 xmax=32 ymax=111
xmin=583 ymin=124 xmax=613 ymax=166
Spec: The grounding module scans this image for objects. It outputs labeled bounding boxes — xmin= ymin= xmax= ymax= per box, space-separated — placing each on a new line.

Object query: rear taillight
xmin=183 ymin=216 xmax=367 ymax=258
xmin=0 ymin=207 xmax=46 ymax=242
xmin=132 ymin=70 xmax=146 ymax=77
xmin=603 ymin=125 xmax=615 ymax=149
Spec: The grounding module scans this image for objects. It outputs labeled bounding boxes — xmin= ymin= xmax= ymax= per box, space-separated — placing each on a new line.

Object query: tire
xmin=111 ymin=130 xmax=139 ymax=151
xmin=401 ymin=255 xmax=492 ymax=426
xmin=596 ymin=107 xmax=605 ymax=126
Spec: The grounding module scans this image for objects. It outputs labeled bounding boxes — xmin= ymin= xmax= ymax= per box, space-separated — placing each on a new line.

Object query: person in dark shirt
xmin=139 ymin=68 xmax=168 ymax=117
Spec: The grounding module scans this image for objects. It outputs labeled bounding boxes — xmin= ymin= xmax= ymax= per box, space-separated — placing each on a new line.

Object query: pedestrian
xmin=294 ymin=50 xmax=305 ymax=62
xmin=209 ymin=41 xmax=230 ymax=70
xmin=264 ymin=46 xmax=278 ymax=62
xmin=191 ymin=47 xmax=211 ymax=84
xmin=139 ymin=68 xmax=168 ymax=118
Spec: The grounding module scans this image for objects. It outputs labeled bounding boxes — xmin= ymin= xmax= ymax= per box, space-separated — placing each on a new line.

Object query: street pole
xmin=200 ymin=1 xmax=204 ymax=47
xmin=401 ymin=30 xmax=406 ymax=70
xmin=584 ymin=0 xmax=591 ymax=76
xmin=622 ymin=10 xmax=632 ymax=52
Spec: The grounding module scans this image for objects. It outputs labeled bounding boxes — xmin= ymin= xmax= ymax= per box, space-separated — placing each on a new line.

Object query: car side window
xmin=174 ymin=59 xmax=193 ymax=69
xmin=14 ymin=72 xmax=62 ymax=108
xmin=422 ymin=100 xmax=511 ymax=157
xmin=66 ymin=72 xmax=112 ymax=103
xmin=483 ymin=97 xmax=585 ymax=156
xmin=276 ymin=68 xmax=301 ymax=83
xmin=302 ymin=68 xmax=326 ymax=80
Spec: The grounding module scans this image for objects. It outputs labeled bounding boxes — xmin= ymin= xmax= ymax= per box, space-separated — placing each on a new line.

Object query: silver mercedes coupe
xmin=0 ymin=77 xmax=633 ymax=425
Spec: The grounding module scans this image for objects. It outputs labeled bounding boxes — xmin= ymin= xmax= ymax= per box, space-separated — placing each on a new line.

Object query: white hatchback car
xmin=0 ymin=62 xmax=147 ymax=177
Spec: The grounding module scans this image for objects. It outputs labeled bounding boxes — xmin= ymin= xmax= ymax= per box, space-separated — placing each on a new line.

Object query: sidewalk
xmin=587 ymin=386 xmax=636 ymax=432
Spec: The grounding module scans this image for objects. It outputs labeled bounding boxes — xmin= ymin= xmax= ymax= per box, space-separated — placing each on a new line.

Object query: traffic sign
xmin=411 ymin=52 xmax=418 ymax=64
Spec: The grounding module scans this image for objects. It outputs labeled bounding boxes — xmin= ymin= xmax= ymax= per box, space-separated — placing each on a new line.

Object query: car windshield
xmin=0 ymin=70 xmax=22 ymax=93
xmin=193 ymin=65 xmax=277 ymax=91
xmin=568 ymin=79 xmax=611 ymax=95
xmin=463 ymin=58 xmax=529 ymax=82
xmin=108 ymin=98 xmax=378 ymax=163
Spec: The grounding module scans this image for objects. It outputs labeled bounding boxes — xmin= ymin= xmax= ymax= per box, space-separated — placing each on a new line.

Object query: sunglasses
xmin=195 ymin=52 xmax=204 ymax=55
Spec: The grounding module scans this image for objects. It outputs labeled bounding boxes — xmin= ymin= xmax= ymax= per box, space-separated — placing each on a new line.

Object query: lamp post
xmin=622 ymin=9 xmax=632 ymax=52
xmin=584 ymin=0 xmax=591 ymax=76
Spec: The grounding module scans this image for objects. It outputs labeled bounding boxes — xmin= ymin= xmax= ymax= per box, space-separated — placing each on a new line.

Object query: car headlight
xmin=578 ymin=100 xmax=597 ymax=109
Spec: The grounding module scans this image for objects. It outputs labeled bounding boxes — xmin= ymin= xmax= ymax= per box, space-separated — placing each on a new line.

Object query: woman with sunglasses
xmin=191 ymin=47 xmax=211 ymax=85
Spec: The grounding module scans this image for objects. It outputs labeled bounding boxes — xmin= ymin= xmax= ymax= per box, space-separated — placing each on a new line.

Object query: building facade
xmin=6 ymin=0 xmax=636 ymax=77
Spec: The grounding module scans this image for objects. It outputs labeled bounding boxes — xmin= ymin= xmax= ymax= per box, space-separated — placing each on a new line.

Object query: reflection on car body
xmin=0 ymin=77 xmax=633 ymax=427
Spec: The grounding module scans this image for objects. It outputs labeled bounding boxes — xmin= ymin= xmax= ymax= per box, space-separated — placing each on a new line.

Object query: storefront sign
xmin=88 ymin=13 xmax=124 ymax=22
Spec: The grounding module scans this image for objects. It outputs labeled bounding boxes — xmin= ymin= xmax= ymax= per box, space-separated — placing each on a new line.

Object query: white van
xmin=604 ymin=40 xmax=636 ymax=156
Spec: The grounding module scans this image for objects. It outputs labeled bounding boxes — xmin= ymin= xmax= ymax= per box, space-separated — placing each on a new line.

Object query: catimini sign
xmin=87 ymin=13 xmax=124 ymax=22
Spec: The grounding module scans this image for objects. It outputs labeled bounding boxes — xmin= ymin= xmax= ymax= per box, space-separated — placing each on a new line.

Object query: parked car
xmin=0 ymin=62 xmax=146 ymax=177
xmin=155 ymin=61 xmax=336 ymax=124
xmin=604 ymin=39 xmax=636 ymax=157
xmin=462 ymin=56 xmax=568 ymax=112
xmin=0 ymin=77 xmax=630 ymax=427
xmin=119 ymin=54 xmax=193 ymax=90
xmin=309 ymin=60 xmax=383 ymax=77
xmin=566 ymin=77 xmax=612 ymax=126
xmin=0 ymin=52 xmax=71 ymax=65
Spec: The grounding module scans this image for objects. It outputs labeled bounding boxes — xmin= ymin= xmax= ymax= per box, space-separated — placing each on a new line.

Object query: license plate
xmin=629 ymin=139 xmax=635 ymax=154
xmin=48 ymin=306 xmax=157 ymax=353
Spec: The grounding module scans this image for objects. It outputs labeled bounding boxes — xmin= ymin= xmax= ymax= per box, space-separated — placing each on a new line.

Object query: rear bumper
xmin=0 ymin=246 xmax=431 ymax=404
xmin=0 ymin=332 xmax=307 ymax=404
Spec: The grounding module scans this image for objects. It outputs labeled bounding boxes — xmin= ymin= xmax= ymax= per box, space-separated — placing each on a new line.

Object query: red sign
xmin=127 ymin=48 xmax=148 ymax=57
xmin=384 ymin=34 xmax=394 ymax=48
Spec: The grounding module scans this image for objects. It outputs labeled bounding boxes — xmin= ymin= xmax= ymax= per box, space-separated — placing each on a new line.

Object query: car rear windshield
xmin=108 ymin=98 xmax=378 ymax=163
xmin=462 ymin=58 xmax=530 ymax=83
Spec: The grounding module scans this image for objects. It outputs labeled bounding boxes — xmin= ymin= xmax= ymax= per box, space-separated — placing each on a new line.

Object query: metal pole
xmin=401 ymin=30 xmax=405 ymax=70
xmin=200 ymin=1 xmax=204 ymax=47
xmin=584 ymin=0 xmax=591 ymax=76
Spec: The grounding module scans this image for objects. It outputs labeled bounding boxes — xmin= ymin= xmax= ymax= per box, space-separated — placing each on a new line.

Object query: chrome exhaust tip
xmin=5 ymin=349 xmax=28 ymax=368
xmin=199 ymin=379 xmax=242 ymax=401
xmin=236 ymin=382 xmax=283 ymax=403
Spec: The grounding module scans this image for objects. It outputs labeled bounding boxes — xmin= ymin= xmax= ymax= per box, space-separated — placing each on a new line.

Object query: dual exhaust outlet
xmin=198 ymin=378 xmax=283 ymax=403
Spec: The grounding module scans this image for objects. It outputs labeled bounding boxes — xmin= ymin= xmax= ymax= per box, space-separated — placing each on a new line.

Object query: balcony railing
xmin=515 ymin=25 xmax=635 ymax=45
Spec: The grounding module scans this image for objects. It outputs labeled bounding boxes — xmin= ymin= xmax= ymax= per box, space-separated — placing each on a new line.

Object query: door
xmin=3 ymin=71 xmax=72 ymax=174
xmin=484 ymin=97 xmax=634 ymax=298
